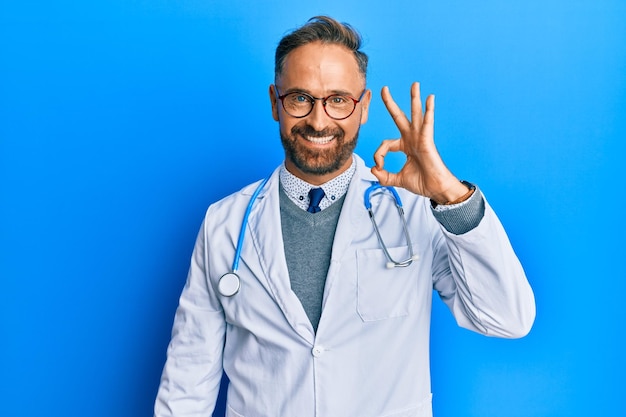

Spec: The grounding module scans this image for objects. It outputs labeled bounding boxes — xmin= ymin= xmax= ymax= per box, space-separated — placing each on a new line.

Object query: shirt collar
xmin=279 ymin=156 xmax=356 ymax=211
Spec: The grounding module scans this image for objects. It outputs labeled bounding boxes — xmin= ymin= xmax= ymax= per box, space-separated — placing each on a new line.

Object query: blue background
xmin=1 ymin=1 xmax=624 ymax=416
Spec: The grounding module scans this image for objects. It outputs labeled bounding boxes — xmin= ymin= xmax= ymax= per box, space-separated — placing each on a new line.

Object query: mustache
xmin=291 ymin=124 xmax=344 ymax=139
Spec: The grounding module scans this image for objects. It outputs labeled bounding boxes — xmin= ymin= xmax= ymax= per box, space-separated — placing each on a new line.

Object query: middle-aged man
xmin=155 ymin=15 xmax=536 ymax=417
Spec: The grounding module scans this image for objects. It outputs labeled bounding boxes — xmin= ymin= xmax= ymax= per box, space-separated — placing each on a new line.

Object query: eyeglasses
xmin=275 ymin=88 xmax=365 ymax=120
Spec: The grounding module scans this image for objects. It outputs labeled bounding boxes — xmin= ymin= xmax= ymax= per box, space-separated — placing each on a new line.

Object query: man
xmin=155 ymin=16 xmax=535 ymax=417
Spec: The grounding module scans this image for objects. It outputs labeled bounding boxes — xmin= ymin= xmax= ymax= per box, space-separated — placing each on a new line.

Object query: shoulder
xmin=206 ymin=179 xmax=263 ymax=216
xmin=203 ymin=168 xmax=280 ymax=222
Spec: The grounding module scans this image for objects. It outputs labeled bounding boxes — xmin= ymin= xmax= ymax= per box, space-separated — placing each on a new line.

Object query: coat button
xmin=311 ymin=346 xmax=325 ymax=357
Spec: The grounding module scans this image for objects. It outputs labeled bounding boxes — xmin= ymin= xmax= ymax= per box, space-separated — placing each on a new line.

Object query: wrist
xmin=431 ymin=181 xmax=474 ymax=207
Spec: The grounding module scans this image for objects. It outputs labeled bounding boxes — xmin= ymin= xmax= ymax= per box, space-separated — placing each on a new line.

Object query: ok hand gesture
xmin=371 ymin=82 xmax=469 ymax=205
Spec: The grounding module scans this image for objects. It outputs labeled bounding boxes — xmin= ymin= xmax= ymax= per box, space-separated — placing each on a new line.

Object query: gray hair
xmin=274 ymin=16 xmax=368 ymax=79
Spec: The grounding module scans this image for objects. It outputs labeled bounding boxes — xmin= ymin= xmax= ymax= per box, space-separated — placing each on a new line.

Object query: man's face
xmin=270 ymin=41 xmax=371 ymax=185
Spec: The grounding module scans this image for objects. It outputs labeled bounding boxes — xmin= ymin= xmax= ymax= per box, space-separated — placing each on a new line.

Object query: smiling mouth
xmin=303 ymin=135 xmax=335 ymax=144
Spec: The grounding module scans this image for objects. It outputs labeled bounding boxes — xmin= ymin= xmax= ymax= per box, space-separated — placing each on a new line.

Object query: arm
xmin=430 ymin=193 xmax=535 ymax=338
xmin=154 ymin=219 xmax=226 ymax=416
xmin=372 ymin=82 xmax=535 ymax=337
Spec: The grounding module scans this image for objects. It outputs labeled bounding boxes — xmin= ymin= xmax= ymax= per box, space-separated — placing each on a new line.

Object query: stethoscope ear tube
xmin=365 ymin=182 xmax=417 ymax=268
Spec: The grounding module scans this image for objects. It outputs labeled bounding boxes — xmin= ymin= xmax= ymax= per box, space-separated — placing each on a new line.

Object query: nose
xmin=307 ymin=99 xmax=330 ymax=131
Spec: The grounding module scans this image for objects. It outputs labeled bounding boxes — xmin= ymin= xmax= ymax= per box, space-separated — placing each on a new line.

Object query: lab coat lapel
xmin=244 ymin=169 xmax=316 ymax=344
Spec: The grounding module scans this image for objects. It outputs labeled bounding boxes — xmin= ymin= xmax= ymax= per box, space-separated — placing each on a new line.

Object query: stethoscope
xmin=218 ymin=178 xmax=418 ymax=297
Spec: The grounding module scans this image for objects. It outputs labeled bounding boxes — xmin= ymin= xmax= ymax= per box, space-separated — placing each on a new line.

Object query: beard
xmin=280 ymin=123 xmax=359 ymax=177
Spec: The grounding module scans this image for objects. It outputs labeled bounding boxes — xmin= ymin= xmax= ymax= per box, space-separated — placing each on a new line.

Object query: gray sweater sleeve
xmin=430 ymin=183 xmax=485 ymax=235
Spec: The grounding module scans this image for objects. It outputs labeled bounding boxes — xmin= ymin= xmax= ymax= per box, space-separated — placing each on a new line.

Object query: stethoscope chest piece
xmin=218 ymin=272 xmax=241 ymax=297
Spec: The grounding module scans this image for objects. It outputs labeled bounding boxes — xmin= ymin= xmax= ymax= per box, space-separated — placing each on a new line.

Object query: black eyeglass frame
xmin=275 ymin=88 xmax=366 ymax=120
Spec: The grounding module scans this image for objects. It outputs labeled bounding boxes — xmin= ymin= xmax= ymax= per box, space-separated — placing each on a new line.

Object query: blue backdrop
xmin=1 ymin=1 xmax=624 ymax=416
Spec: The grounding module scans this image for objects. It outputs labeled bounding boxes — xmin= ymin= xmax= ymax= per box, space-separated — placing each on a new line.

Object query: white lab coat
xmin=155 ymin=155 xmax=535 ymax=417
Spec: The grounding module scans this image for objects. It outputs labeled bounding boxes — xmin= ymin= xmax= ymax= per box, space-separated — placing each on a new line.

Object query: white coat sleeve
xmin=154 ymin=219 xmax=226 ymax=416
xmin=431 ymin=197 xmax=536 ymax=338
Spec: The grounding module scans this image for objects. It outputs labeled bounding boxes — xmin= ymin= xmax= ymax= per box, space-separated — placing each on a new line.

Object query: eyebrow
xmin=281 ymin=87 xmax=360 ymax=97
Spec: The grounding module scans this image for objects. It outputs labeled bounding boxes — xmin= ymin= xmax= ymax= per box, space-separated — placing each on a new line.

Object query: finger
xmin=372 ymin=138 xmax=402 ymax=169
xmin=424 ymin=94 xmax=435 ymax=125
xmin=381 ymin=86 xmax=410 ymax=133
xmin=371 ymin=166 xmax=402 ymax=187
xmin=421 ymin=94 xmax=435 ymax=141
xmin=410 ymin=82 xmax=423 ymax=127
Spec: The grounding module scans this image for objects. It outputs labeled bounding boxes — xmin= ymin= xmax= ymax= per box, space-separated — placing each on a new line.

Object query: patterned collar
xmin=279 ymin=157 xmax=356 ymax=211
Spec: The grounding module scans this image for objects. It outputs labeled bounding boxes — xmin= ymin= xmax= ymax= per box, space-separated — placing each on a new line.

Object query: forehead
xmin=278 ymin=42 xmax=364 ymax=93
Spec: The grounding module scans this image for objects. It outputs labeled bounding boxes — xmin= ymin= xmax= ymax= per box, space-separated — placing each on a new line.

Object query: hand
xmin=371 ymin=82 xmax=469 ymax=205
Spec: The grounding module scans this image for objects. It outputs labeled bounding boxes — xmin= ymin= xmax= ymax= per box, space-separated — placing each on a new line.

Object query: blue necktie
xmin=307 ymin=188 xmax=325 ymax=213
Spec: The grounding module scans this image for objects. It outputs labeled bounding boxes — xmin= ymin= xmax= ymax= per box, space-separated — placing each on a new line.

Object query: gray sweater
xmin=279 ymin=185 xmax=345 ymax=331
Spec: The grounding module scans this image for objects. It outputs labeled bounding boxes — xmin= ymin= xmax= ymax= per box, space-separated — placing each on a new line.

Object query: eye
xmin=285 ymin=92 xmax=311 ymax=106
xmin=329 ymin=95 xmax=349 ymax=105
xmin=294 ymin=94 xmax=309 ymax=102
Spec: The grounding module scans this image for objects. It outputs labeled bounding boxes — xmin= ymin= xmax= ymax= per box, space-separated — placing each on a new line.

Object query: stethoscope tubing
xmin=231 ymin=176 xmax=271 ymax=273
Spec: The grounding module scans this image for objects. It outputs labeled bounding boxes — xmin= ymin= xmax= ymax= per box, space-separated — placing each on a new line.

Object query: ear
xmin=269 ymin=84 xmax=279 ymax=121
xmin=359 ymin=89 xmax=372 ymax=125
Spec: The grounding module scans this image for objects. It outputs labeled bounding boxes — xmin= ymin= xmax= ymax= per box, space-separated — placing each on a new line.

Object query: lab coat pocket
xmin=356 ymin=245 xmax=418 ymax=322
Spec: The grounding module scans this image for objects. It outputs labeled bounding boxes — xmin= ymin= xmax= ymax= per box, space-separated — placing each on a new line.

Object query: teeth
xmin=305 ymin=135 xmax=334 ymax=144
